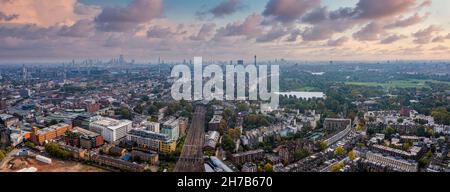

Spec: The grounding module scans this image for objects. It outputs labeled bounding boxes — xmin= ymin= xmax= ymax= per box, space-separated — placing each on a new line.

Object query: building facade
xmin=89 ymin=117 xmax=132 ymax=143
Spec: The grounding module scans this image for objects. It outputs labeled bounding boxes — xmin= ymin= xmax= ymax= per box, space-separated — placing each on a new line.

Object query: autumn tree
xmin=348 ymin=150 xmax=356 ymax=161
xmin=264 ymin=163 xmax=273 ymax=172
xmin=335 ymin=146 xmax=345 ymax=156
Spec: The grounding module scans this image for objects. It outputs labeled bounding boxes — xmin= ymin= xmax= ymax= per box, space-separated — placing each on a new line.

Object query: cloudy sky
xmin=0 ymin=0 xmax=449 ymax=62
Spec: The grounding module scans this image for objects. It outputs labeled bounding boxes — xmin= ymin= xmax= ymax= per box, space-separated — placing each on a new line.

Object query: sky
xmin=0 ymin=0 xmax=450 ymax=62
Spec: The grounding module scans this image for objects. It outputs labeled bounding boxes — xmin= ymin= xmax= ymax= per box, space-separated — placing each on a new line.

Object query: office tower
xmin=22 ymin=65 xmax=27 ymax=81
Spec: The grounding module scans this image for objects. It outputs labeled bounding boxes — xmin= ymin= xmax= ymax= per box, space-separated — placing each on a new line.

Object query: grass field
xmin=345 ymin=80 xmax=450 ymax=89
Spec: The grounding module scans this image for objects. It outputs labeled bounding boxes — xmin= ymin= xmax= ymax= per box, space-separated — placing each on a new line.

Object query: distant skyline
xmin=1 ymin=0 xmax=450 ymax=62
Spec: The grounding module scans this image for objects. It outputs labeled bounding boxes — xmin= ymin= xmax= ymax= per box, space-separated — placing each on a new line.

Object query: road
xmin=174 ymin=105 xmax=206 ymax=172
xmin=0 ymin=149 xmax=19 ymax=170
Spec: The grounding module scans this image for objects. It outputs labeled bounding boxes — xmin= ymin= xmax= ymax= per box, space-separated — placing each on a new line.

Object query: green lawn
xmin=292 ymin=86 xmax=318 ymax=91
xmin=345 ymin=80 xmax=450 ymax=89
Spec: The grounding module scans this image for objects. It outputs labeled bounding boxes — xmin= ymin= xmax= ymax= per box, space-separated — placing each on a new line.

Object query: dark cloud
xmin=412 ymin=25 xmax=441 ymax=44
xmin=147 ymin=26 xmax=176 ymax=39
xmin=263 ymin=0 xmax=320 ymax=23
xmin=384 ymin=13 xmax=428 ymax=29
xmin=0 ymin=24 xmax=60 ymax=40
xmin=302 ymin=7 xmax=328 ymax=24
xmin=58 ymin=20 xmax=95 ymax=38
xmin=286 ymin=29 xmax=301 ymax=42
xmin=431 ymin=33 xmax=450 ymax=43
xmin=296 ymin=0 xmax=427 ymax=43
xmin=354 ymin=0 xmax=417 ymax=19
xmin=327 ymin=36 xmax=349 ymax=46
xmin=301 ymin=26 xmax=335 ymax=41
xmin=209 ymin=0 xmax=244 ymax=18
xmin=301 ymin=20 xmax=355 ymax=41
xmin=256 ymin=27 xmax=288 ymax=42
xmin=380 ymin=34 xmax=407 ymax=44
xmin=329 ymin=7 xmax=356 ymax=20
xmin=0 ymin=11 xmax=18 ymax=21
xmin=215 ymin=13 xmax=262 ymax=39
xmin=353 ymin=22 xmax=385 ymax=41
xmin=147 ymin=24 xmax=188 ymax=39
xmin=95 ymin=0 xmax=163 ymax=32
xmin=190 ymin=23 xmax=216 ymax=41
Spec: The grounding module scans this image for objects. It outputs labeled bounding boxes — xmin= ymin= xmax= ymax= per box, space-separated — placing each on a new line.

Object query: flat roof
xmin=73 ymin=127 xmax=100 ymax=137
xmin=91 ymin=117 xmax=131 ymax=130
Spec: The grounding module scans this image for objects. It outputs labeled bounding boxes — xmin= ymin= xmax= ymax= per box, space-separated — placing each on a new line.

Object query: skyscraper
xmin=22 ymin=65 xmax=27 ymax=81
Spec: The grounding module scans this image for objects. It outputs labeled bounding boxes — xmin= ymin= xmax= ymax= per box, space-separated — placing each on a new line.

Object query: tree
xmin=331 ymin=162 xmax=344 ymax=172
xmin=221 ymin=135 xmax=235 ymax=152
xmin=335 ymin=146 xmax=345 ymax=156
xmin=431 ymin=108 xmax=450 ymax=125
xmin=355 ymin=123 xmax=363 ymax=132
xmin=150 ymin=116 xmax=158 ymax=122
xmin=319 ymin=140 xmax=328 ymax=151
xmin=119 ymin=107 xmax=132 ymax=119
xmin=134 ymin=105 xmax=144 ymax=114
xmin=264 ymin=163 xmax=273 ymax=172
xmin=0 ymin=150 xmax=6 ymax=161
xmin=219 ymin=120 xmax=228 ymax=134
xmin=384 ymin=127 xmax=395 ymax=138
xmin=45 ymin=143 xmax=71 ymax=159
xmin=228 ymin=128 xmax=241 ymax=141
xmin=147 ymin=105 xmax=158 ymax=115
xmin=25 ymin=141 xmax=36 ymax=149
xmin=348 ymin=150 xmax=356 ymax=161
xmin=294 ymin=149 xmax=310 ymax=161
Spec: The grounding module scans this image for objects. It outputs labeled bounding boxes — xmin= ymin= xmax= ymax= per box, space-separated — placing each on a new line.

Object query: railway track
xmin=174 ymin=105 xmax=206 ymax=172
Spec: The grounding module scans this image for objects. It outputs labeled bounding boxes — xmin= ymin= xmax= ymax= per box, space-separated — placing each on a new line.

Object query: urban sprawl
xmin=1 ymin=56 xmax=450 ymax=172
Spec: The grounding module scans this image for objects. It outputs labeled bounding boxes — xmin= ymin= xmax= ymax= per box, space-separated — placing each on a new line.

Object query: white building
xmin=90 ymin=117 xmax=132 ymax=142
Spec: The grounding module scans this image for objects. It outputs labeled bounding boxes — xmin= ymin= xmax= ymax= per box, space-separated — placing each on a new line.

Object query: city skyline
xmin=1 ymin=0 xmax=450 ymax=62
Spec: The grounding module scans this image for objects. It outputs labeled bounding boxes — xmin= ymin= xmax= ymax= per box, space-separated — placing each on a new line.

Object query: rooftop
xmin=91 ymin=117 xmax=131 ymax=130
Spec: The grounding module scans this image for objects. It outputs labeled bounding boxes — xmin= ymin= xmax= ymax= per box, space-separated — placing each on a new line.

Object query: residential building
xmin=142 ymin=121 xmax=160 ymax=133
xmin=126 ymin=128 xmax=176 ymax=153
xmin=323 ymin=118 xmax=351 ymax=132
xmin=161 ymin=118 xmax=179 ymax=141
xmin=230 ymin=149 xmax=264 ymax=165
xmin=131 ymin=150 xmax=159 ymax=165
xmin=65 ymin=127 xmax=104 ymax=149
xmin=91 ymin=154 xmax=147 ymax=172
xmin=31 ymin=123 xmax=73 ymax=145
xmin=160 ymin=139 xmax=177 ymax=153
xmin=0 ymin=114 xmax=19 ymax=127
xmin=241 ymin=162 xmax=257 ymax=172
xmin=366 ymin=152 xmax=418 ymax=172
xmin=208 ymin=115 xmax=223 ymax=131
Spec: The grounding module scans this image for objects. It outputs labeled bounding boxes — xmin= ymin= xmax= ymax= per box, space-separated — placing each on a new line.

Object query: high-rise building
xmin=22 ymin=65 xmax=27 ymax=81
